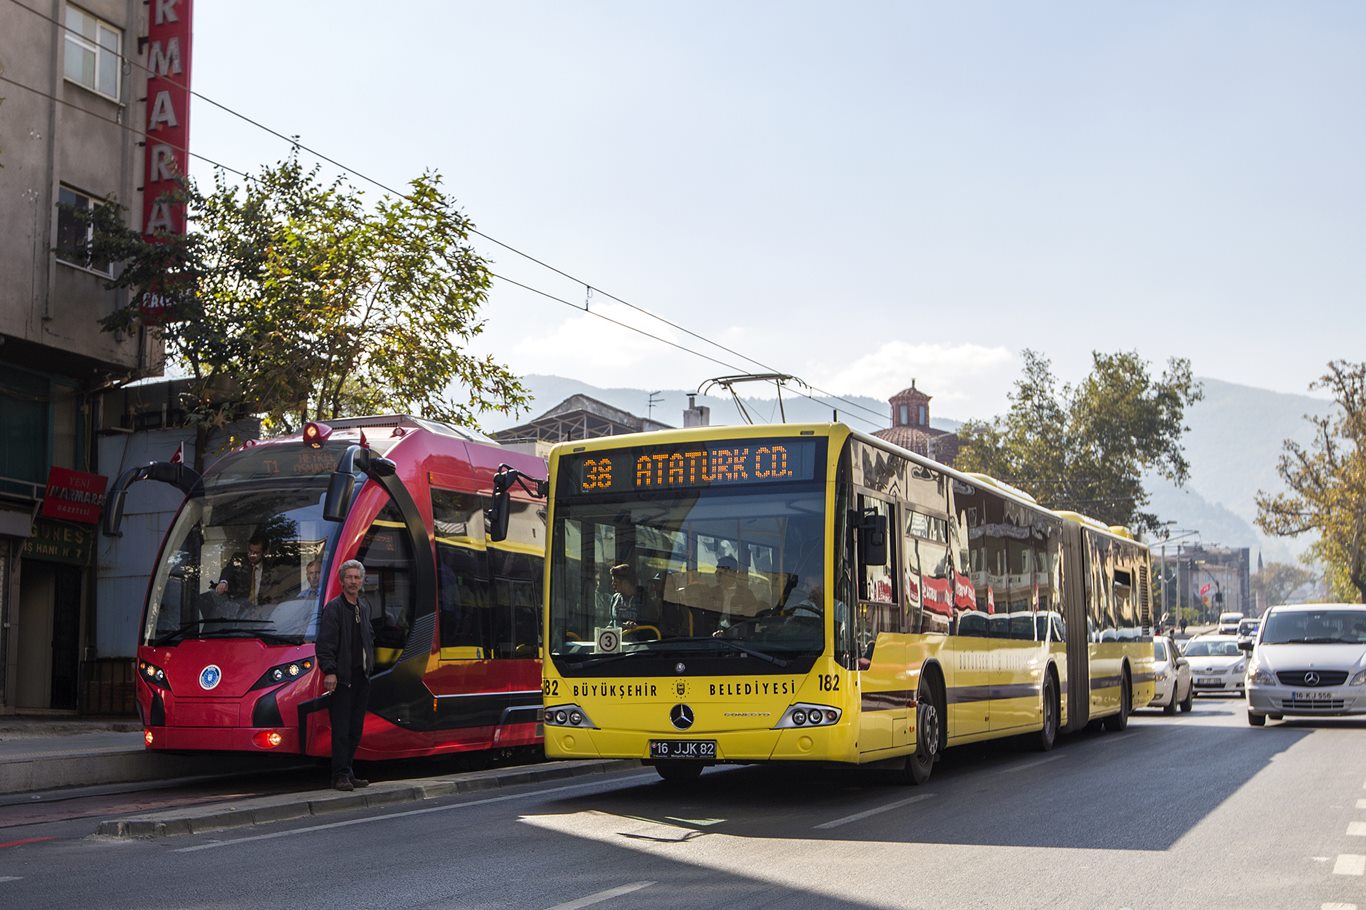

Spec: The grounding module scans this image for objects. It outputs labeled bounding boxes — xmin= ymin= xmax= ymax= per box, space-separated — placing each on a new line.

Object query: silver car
xmin=1149 ymin=635 xmax=1193 ymax=714
xmin=1243 ymin=603 xmax=1366 ymax=726
xmin=1183 ymin=635 xmax=1247 ymax=697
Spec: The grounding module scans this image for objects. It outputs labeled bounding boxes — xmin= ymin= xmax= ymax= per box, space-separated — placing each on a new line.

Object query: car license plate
xmin=1291 ymin=690 xmax=1334 ymax=701
xmin=1196 ymin=677 xmax=1221 ymax=686
xmin=649 ymin=739 xmax=717 ymax=760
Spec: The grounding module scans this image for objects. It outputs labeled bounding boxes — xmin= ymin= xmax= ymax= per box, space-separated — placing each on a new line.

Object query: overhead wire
xmin=8 ymin=0 xmax=913 ymax=431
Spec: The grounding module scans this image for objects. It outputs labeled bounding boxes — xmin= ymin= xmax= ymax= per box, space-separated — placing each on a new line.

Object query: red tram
xmin=103 ymin=415 xmax=547 ymax=760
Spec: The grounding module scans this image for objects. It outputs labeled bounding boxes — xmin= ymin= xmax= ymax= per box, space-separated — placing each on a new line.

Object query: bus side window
xmin=355 ymin=500 xmax=416 ymax=670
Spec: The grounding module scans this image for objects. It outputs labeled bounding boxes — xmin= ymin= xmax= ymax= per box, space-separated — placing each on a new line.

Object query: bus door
xmin=854 ymin=493 xmax=902 ymax=755
xmin=1059 ymin=523 xmax=1091 ymax=732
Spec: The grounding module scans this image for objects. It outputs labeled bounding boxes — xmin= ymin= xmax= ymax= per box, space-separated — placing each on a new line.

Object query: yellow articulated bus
xmin=506 ymin=423 xmax=1153 ymax=784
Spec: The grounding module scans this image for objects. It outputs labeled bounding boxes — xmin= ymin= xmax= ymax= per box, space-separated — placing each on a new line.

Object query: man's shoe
xmin=349 ymin=774 xmax=370 ymax=788
xmin=333 ymin=774 xmax=354 ymax=792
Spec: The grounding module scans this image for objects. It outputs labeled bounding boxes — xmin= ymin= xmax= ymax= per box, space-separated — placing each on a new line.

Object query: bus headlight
xmin=774 ymin=703 xmax=841 ymax=729
xmin=139 ymin=660 xmax=171 ymax=691
xmin=544 ymin=704 xmax=596 ymax=728
xmin=250 ymin=658 xmax=314 ymax=690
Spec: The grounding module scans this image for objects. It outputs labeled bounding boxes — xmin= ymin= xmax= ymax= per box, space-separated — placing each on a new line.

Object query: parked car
xmin=1149 ymin=635 xmax=1193 ymax=714
xmin=1243 ymin=603 xmax=1366 ymax=726
xmin=1216 ymin=611 xmax=1245 ymax=635
xmin=1182 ymin=635 xmax=1247 ymax=697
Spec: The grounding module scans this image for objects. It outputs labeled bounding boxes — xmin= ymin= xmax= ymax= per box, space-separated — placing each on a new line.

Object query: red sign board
xmin=140 ymin=0 xmax=194 ymax=323
xmin=39 ymin=467 xmax=109 ymax=525
xmin=1199 ymin=582 xmax=1212 ymax=596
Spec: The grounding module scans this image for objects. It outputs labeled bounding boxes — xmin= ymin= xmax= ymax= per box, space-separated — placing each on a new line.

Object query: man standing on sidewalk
xmin=316 ymin=559 xmax=374 ymax=791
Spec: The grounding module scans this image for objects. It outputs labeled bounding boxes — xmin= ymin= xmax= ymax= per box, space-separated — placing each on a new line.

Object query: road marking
xmin=815 ymin=793 xmax=934 ymax=830
xmin=1349 ymin=822 xmax=1366 ymax=837
xmin=0 ymin=877 xmax=22 ymax=883
xmin=173 ymin=772 xmax=656 ymax=853
xmin=1357 ymin=798 xmax=1366 ymax=810
xmin=996 ymin=754 xmax=1065 ymax=774
xmin=0 ymin=836 xmax=53 ymax=850
xmin=544 ymin=881 xmax=655 ymax=910
xmin=1321 ymin=903 xmax=1357 ymax=910
xmin=1333 ymin=855 xmax=1366 ymax=876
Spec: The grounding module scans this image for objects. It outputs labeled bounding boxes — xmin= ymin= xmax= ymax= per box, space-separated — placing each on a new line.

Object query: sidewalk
xmin=0 ymin=716 xmax=300 ymax=795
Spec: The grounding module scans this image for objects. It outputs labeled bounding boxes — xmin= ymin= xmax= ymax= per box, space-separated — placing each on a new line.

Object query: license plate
xmin=1196 ymin=678 xmax=1221 ymax=686
xmin=1291 ymin=690 xmax=1335 ymax=701
xmin=649 ymin=739 xmax=717 ymax=760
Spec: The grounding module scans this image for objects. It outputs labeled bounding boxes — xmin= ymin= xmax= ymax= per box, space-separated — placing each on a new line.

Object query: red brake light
xmin=144 ymin=729 xmax=154 ymax=746
xmin=303 ymin=421 xmax=333 ymax=448
xmin=252 ymin=730 xmax=284 ymax=749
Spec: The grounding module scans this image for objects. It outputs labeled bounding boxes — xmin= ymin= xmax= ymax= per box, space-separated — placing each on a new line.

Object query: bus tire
xmin=905 ymin=676 xmax=942 ymax=785
xmin=1035 ymin=672 xmax=1059 ymax=752
xmin=1102 ymin=671 xmax=1131 ymax=732
xmin=654 ymin=760 xmax=705 ymax=784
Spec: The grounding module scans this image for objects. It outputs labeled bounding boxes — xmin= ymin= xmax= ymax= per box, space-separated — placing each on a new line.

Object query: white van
xmin=1217 ymin=611 xmax=1245 ymax=635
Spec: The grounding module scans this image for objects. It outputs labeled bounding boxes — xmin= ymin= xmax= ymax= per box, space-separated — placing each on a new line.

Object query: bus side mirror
xmin=323 ymin=472 xmax=355 ymax=522
xmin=857 ymin=509 xmax=888 ymax=567
xmin=486 ymin=488 xmax=511 ymax=542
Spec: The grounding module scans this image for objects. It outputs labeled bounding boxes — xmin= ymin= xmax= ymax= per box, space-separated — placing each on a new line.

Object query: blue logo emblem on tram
xmin=199 ymin=665 xmax=222 ymax=691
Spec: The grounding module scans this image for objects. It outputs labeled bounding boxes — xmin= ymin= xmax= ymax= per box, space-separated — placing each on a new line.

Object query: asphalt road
xmin=3 ymin=695 xmax=1365 ymax=910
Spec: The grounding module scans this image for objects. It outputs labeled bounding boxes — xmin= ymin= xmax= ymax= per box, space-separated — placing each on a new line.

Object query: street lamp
xmin=1157 ymin=526 xmax=1200 ymax=636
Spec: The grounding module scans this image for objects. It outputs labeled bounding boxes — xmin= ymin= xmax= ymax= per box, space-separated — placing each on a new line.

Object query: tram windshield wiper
xmin=152 ymin=618 xmax=272 ymax=645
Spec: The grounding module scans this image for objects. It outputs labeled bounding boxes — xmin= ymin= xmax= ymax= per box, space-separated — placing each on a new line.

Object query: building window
xmin=918 ymin=404 xmax=927 ymax=426
xmin=898 ymin=404 xmax=909 ymax=426
xmin=55 ymin=187 xmax=110 ymax=274
xmin=63 ymin=4 xmax=122 ymax=100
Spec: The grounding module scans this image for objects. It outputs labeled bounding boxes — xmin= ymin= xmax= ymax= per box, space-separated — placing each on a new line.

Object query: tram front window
xmin=548 ymin=488 xmax=826 ymax=672
xmin=145 ymin=487 xmax=340 ymax=645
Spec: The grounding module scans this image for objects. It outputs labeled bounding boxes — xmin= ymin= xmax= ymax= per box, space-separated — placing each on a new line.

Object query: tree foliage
xmin=91 ymin=153 xmax=528 ymax=467
xmin=955 ymin=349 xmax=1202 ymax=534
xmin=1256 ymin=360 xmax=1366 ymax=603
xmin=1251 ymin=561 xmax=1318 ymax=609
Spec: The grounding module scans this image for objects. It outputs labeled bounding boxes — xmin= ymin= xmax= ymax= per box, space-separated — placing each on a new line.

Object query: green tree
xmin=1256 ymin=360 xmax=1366 ymax=603
xmin=955 ymin=349 xmax=1202 ymax=534
xmin=1251 ymin=560 xmax=1318 ymax=609
xmin=91 ymin=153 xmax=528 ymax=470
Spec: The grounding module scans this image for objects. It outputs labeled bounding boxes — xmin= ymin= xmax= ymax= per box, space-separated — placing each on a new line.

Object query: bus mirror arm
xmin=101 ymin=461 xmax=204 ymax=537
xmin=485 ymin=464 xmax=548 ymax=542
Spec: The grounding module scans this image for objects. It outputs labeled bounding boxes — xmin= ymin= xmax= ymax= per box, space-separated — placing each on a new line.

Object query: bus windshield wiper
xmin=152 ymin=618 xmax=272 ymax=645
xmin=671 ymin=636 xmax=789 ymax=667
xmin=568 ymin=648 xmax=654 ymax=669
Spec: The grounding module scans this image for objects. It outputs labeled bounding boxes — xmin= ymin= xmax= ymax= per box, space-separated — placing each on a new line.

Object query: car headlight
xmin=1232 ymin=660 xmax=1247 ymax=674
xmin=1350 ymin=668 xmax=1366 ymax=686
xmin=1248 ymin=663 xmax=1276 ymax=686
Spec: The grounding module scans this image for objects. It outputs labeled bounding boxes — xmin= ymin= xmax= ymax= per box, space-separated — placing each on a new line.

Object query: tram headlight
xmin=543 ymin=704 xmax=596 ymax=728
xmin=774 ymin=703 xmax=841 ymax=729
xmin=138 ymin=660 xmax=171 ymax=691
xmin=251 ymin=658 xmax=316 ymax=690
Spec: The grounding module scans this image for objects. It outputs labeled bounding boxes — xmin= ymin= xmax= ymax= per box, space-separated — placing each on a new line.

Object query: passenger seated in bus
xmin=608 ymin=563 xmax=644 ymax=628
xmin=711 ymin=556 xmax=758 ymax=629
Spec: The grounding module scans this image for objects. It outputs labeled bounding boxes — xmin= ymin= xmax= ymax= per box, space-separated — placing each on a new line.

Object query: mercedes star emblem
xmin=1304 ymin=671 xmax=1320 ymax=686
xmin=670 ymin=704 xmax=695 ymax=730
xmin=675 ymin=662 xmax=686 ymax=674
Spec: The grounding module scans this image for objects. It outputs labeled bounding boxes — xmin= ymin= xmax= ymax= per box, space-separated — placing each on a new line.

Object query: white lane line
xmin=1357 ymin=798 xmax=1366 ymax=810
xmin=1349 ymin=822 xmax=1366 ymax=837
xmin=815 ymin=793 xmax=934 ymax=830
xmin=1333 ymin=855 xmax=1366 ymax=876
xmin=997 ymin=754 xmax=1065 ymax=774
xmin=0 ymin=877 xmax=22 ymax=883
xmin=174 ymin=772 xmax=657 ymax=853
xmin=544 ymin=881 xmax=655 ymax=910
xmin=1321 ymin=903 xmax=1357 ymax=910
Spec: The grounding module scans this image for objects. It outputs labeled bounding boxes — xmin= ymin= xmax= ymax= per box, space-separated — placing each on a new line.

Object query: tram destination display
xmin=561 ymin=437 xmax=824 ymax=496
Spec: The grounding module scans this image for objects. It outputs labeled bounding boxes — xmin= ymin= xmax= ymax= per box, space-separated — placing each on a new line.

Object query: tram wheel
xmin=654 ymin=760 xmax=705 ymax=784
xmin=1035 ymin=673 xmax=1058 ymax=752
xmin=1102 ymin=672 xmax=1131 ymax=732
xmin=905 ymin=676 xmax=941 ymax=785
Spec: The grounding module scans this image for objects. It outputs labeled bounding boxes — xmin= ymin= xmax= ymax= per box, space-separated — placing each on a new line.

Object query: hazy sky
xmin=187 ymin=1 xmax=1365 ymax=421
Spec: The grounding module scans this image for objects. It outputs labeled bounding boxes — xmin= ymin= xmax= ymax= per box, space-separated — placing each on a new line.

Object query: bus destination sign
xmin=562 ymin=437 xmax=823 ymax=496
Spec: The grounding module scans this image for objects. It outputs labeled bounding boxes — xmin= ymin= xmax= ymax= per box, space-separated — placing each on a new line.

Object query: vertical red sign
xmin=140 ymin=0 xmax=194 ymax=321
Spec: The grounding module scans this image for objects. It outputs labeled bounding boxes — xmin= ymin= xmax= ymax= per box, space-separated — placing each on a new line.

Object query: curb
xmin=95 ymin=758 xmax=642 ymax=839
xmin=0 ymin=745 xmax=304 ymax=795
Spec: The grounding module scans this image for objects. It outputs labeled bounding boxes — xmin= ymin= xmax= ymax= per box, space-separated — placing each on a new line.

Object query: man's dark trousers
xmin=329 ymin=675 xmax=370 ymax=777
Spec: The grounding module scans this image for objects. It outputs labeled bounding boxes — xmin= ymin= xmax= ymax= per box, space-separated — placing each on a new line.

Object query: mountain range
xmin=482 ymin=374 xmax=1334 ymax=564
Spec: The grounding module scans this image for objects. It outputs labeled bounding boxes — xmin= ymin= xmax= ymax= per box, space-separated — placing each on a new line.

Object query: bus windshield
xmin=143 ymin=451 xmax=351 ymax=646
xmin=548 ymin=486 xmax=827 ymax=669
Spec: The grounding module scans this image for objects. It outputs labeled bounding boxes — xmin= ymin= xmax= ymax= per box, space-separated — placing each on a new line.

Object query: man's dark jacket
xmin=316 ymin=594 xmax=376 ymax=686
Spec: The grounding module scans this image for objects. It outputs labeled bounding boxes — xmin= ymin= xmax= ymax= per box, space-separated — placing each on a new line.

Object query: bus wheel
xmin=1035 ymin=674 xmax=1058 ymax=752
xmin=905 ymin=678 xmax=941 ymax=785
xmin=1102 ymin=673 xmax=1131 ymax=732
xmin=654 ymin=760 xmax=705 ymax=784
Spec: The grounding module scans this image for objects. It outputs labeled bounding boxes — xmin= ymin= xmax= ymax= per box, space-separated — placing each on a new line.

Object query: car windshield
xmin=1261 ymin=609 xmax=1366 ymax=645
xmin=1183 ymin=639 xmax=1242 ymax=657
xmin=1153 ymin=639 xmax=1169 ymax=661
